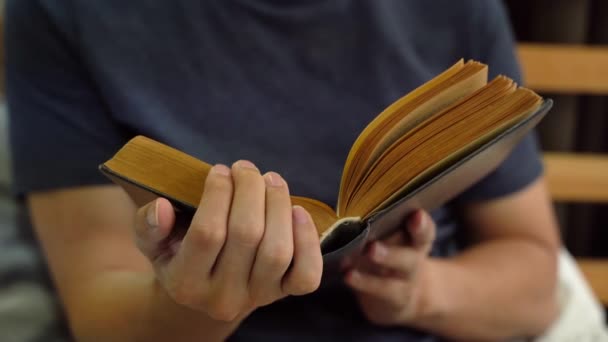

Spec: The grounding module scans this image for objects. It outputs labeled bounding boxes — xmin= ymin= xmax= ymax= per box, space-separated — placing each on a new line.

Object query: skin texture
xmin=28 ymin=160 xmax=559 ymax=341
xmin=342 ymin=210 xmax=436 ymax=326
xmin=138 ymin=162 xmax=323 ymax=321
xmin=344 ymin=178 xmax=560 ymax=341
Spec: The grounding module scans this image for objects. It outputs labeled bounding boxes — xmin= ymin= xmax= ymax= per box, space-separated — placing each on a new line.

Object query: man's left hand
xmin=344 ymin=209 xmax=437 ymax=326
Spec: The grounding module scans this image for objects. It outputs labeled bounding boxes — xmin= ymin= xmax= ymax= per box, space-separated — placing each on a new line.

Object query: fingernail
xmin=264 ymin=172 xmax=284 ymax=187
xmin=372 ymin=242 xmax=388 ymax=261
xmin=292 ymin=205 xmax=309 ymax=225
xmin=234 ymin=160 xmax=257 ymax=170
xmin=146 ymin=200 xmax=159 ymax=228
xmin=211 ymin=164 xmax=231 ymax=176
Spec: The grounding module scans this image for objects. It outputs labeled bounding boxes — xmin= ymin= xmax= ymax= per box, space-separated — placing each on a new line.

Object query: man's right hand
xmin=134 ymin=160 xmax=323 ymax=322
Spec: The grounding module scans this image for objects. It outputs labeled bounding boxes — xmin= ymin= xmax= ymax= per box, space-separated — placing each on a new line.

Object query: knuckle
xmin=189 ymin=222 xmax=226 ymax=247
xmin=285 ymin=269 xmax=321 ymax=295
xmin=167 ymin=281 xmax=197 ymax=307
xmin=261 ymin=243 xmax=293 ymax=267
xmin=230 ymin=219 xmax=264 ymax=247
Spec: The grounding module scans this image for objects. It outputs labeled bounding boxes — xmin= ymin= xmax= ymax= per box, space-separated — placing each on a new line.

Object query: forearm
xmin=63 ymin=271 xmax=242 ymax=342
xmin=412 ymin=239 xmax=558 ymax=341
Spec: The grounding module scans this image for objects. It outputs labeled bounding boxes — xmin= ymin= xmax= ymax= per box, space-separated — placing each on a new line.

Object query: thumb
xmin=407 ymin=210 xmax=436 ymax=253
xmin=134 ymin=198 xmax=176 ymax=260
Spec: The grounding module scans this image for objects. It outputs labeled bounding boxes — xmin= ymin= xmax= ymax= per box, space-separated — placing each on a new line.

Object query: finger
xmin=249 ymin=172 xmax=293 ymax=304
xmin=408 ymin=210 xmax=436 ymax=252
xmin=345 ymin=269 xmax=409 ymax=305
xmin=178 ymin=164 xmax=233 ymax=277
xmin=382 ymin=229 xmax=407 ymax=246
xmin=365 ymin=241 xmax=420 ymax=279
xmin=134 ymin=198 xmax=175 ymax=261
xmin=213 ymin=160 xmax=266 ymax=291
xmin=282 ymin=206 xmax=323 ymax=295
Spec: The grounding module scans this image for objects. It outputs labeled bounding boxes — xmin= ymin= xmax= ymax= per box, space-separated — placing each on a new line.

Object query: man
xmin=7 ymin=1 xmax=560 ymax=340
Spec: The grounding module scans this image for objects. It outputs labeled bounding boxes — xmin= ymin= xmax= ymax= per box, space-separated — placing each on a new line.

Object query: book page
xmin=336 ymin=60 xmax=467 ymax=216
xmin=344 ymin=81 xmax=541 ymax=217
xmin=338 ymin=61 xmax=488 ymax=215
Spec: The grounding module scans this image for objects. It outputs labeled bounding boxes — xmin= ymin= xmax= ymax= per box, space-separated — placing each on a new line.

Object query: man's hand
xmin=134 ymin=161 xmax=323 ymax=322
xmin=344 ymin=209 xmax=437 ymax=326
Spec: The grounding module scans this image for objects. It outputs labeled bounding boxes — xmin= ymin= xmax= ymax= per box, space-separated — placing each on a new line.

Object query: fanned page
xmin=337 ymin=60 xmax=488 ymax=216
xmin=343 ymin=79 xmax=542 ymax=218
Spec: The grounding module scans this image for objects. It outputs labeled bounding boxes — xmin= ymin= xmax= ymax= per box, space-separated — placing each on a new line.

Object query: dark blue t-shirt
xmin=6 ymin=1 xmax=542 ymax=341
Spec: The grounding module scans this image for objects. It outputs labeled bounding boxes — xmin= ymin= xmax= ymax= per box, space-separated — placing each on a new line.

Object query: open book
xmin=100 ymin=60 xmax=552 ymax=275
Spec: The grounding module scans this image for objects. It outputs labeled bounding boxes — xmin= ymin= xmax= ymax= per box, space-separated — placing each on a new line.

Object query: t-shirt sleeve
xmin=455 ymin=0 xmax=544 ymax=203
xmin=6 ymin=0 xmax=130 ymax=196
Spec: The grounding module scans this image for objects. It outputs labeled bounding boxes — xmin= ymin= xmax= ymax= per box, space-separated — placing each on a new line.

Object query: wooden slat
xmin=577 ymin=260 xmax=608 ymax=305
xmin=543 ymin=153 xmax=608 ymax=203
xmin=518 ymin=43 xmax=608 ymax=94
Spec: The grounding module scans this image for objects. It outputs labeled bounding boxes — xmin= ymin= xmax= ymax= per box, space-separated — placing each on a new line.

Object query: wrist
xmin=407 ymin=258 xmax=451 ymax=327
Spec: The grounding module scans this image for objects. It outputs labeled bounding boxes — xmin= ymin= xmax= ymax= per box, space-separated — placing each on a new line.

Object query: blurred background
xmin=0 ymin=2 xmax=76 ymax=341
xmin=0 ymin=0 xmax=606 ymax=340
xmin=507 ymin=0 xmax=608 ymax=258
